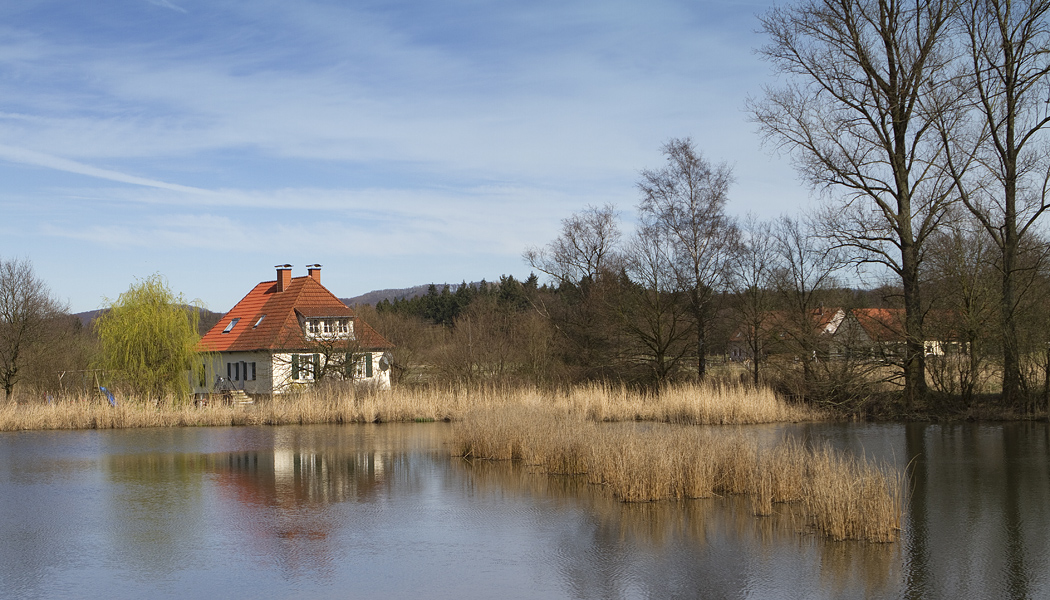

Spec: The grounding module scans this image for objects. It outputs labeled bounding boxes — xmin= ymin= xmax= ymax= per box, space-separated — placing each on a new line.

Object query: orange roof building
xmin=727 ymin=307 xmax=845 ymax=361
xmin=196 ymin=265 xmax=394 ymax=397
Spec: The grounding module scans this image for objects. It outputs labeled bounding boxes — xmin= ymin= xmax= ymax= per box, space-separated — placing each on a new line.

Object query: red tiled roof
xmin=851 ymin=308 xmax=905 ymax=343
xmin=199 ymin=275 xmax=393 ymax=352
xmin=729 ymin=308 xmax=844 ymax=341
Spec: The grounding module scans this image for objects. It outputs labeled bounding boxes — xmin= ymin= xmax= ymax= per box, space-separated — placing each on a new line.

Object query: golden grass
xmin=0 ymin=382 xmax=822 ymax=432
xmin=449 ymin=403 xmax=904 ymax=543
xmin=802 ymin=444 xmax=905 ymax=543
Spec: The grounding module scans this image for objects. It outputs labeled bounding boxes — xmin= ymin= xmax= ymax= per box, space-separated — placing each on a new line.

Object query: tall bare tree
xmin=637 ymin=138 xmax=737 ymax=380
xmin=751 ymin=0 xmax=957 ymax=406
xmin=729 ymin=216 xmax=780 ymax=385
xmin=0 ymin=257 xmax=66 ymax=400
xmin=938 ymin=0 xmax=1050 ymax=404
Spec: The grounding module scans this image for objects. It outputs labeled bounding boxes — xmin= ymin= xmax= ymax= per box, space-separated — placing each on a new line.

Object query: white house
xmin=196 ymin=264 xmax=394 ymax=398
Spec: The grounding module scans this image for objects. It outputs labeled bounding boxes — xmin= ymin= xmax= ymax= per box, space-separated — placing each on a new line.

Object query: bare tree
xmin=524 ymin=204 xmax=622 ymax=287
xmin=618 ymin=224 xmax=694 ymax=386
xmin=0 ymin=257 xmax=66 ymax=400
xmin=637 ymin=138 xmax=737 ymax=380
xmin=525 ymin=204 xmax=626 ymax=379
xmin=728 ymin=216 xmax=780 ymax=385
xmin=938 ymin=0 xmax=1050 ymax=404
xmin=923 ymin=210 xmax=1000 ymax=401
xmin=772 ymin=215 xmax=853 ymax=400
xmin=751 ymin=0 xmax=958 ymax=407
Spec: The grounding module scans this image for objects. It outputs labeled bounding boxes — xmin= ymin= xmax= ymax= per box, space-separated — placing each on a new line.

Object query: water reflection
xmin=451 ymin=456 xmax=902 ymax=599
xmin=901 ymin=422 xmax=1050 ymax=600
xmin=98 ymin=426 xmax=434 ymax=581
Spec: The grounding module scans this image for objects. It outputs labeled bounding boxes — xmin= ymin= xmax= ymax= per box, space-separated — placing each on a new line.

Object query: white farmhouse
xmin=196 ymin=264 xmax=394 ymax=399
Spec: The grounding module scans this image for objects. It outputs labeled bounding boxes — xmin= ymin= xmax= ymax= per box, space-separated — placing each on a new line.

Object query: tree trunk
xmin=901 ymin=234 xmax=928 ymax=408
xmin=1000 ymin=152 xmax=1022 ymax=406
xmin=693 ymin=288 xmax=707 ymax=381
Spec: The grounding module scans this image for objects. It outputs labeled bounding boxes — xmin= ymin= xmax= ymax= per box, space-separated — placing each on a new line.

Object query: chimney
xmin=307 ymin=263 xmax=322 ymax=283
xmin=276 ymin=264 xmax=292 ymax=292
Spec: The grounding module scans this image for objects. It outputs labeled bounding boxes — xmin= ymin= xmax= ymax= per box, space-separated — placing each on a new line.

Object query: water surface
xmin=0 ymin=422 xmax=1047 ymax=599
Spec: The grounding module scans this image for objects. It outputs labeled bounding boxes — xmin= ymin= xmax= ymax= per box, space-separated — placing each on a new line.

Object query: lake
xmin=1 ymin=421 xmax=1047 ymax=599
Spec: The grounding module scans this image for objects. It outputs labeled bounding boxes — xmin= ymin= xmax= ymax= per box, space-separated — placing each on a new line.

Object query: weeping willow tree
xmin=94 ymin=274 xmax=202 ymax=402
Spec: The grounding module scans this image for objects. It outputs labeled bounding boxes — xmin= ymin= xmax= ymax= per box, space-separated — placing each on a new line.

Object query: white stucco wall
xmin=271 ymin=350 xmax=391 ymax=394
xmin=193 ymin=351 xmax=274 ymax=396
xmin=194 ymin=350 xmax=392 ymax=396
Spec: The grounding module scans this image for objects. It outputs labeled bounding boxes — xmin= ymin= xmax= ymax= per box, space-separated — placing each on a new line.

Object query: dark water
xmin=0 ymin=422 xmax=1047 ymax=599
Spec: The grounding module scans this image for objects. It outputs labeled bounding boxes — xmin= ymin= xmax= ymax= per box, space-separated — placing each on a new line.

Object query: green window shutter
xmin=291 ymin=354 xmax=299 ymax=380
xmin=313 ymin=354 xmax=320 ymax=379
xmin=365 ymin=353 xmax=373 ymax=378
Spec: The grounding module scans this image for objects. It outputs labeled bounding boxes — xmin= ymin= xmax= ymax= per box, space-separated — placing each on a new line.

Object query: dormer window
xmin=304 ymin=317 xmax=354 ymax=339
xmin=222 ymin=318 xmax=240 ymax=334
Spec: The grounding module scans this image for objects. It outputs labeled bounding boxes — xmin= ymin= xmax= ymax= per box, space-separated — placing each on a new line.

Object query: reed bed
xmin=0 ymin=382 xmax=822 ymax=432
xmin=449 ymin=405 xmax=904 ymax=543
xmin=802 ymin=445 xmax=905 ymax=543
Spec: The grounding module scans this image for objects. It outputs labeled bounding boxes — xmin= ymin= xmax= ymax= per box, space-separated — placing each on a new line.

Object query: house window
xmin=346 ymin=353 xmax=373 ymax=379
xmin=292 ymin=354 xmax=319 ymax=380
xmin=253 ymin=315 xmax=265 ymax=328
xmin=227 ymin=362 xmax=241 ymax=381
xmin=222 ymin=318 xmax=240 ymax=334
xmin=305 ymin=318 xmax=353 ymax=338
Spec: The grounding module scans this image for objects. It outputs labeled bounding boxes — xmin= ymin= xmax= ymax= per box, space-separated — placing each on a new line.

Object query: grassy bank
xmin=0 ymin=383 xmax=821 ymax=432
xmin=449 ymin=404 xmax=903 ymax=543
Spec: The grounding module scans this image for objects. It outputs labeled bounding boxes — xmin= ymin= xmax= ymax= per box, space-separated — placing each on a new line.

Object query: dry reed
xmin=450 ymin=405 xmax=904 ymax=543
xmin=0 ymin=382 xmax=822 ymax=432
xmin=802 ymin=444 xmax=905 ymax=543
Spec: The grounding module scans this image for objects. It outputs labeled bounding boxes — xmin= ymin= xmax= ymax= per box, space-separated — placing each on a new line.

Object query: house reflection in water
xmin=213 ymin=444 xmax=387 ymax=510
xmin=100 ymin=426 xmax=430 ymax=577
xmin=197 ymin=429 xmax=403 ymax=575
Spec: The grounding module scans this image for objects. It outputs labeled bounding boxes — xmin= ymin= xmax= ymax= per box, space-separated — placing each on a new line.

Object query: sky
xmin=0 ymin=0 xmax=811 ymax=313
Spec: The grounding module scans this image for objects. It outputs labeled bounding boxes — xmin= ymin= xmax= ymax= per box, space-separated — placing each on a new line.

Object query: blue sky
xmin=0 ymin=0 xmax=808 ymax=313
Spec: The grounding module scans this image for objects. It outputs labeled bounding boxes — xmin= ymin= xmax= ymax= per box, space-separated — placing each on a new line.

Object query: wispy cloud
xmin=147 ymin=0 xmax=187 ymax=13
xmin=0 ymin=144 xmax=211 ymax=194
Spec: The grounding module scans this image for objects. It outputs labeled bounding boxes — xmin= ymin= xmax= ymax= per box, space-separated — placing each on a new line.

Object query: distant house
xmin=831 ymin=308 xmax=956 ymax=360
xmin=727 ymin=307 xmax=846 ymax=361
xmin=196 ymin=264 xmax=394 ymax=398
